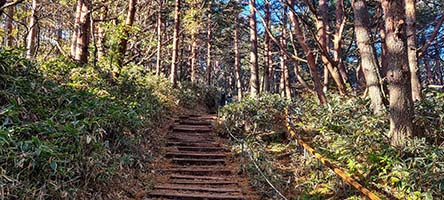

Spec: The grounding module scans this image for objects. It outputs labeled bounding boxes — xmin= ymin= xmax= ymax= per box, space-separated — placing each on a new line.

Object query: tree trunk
xmin=26 ymin=0 xmax=39 ymax=59
xmin=249 ymin=0 xmax=260 ymax=97
xmin=190 ymin=33 xmax=197 ymax=83
xmin=56 ymin=23 xmax=63 ymax=55
xmin=356 ymin=63 xmax=367 ymax=93
xmin=334 ymin=0 xmax=348 ymax=83
xmin=378 ymin=4 xmax=388 ymax=80
xmin=281 ymin=13 xmax=291 ymax=100
xmin=284 ymin=64 xmax=291 ymax=100
xmin=287 ymin=25 xmax=315 ymax=93
xmin=71 ymin=0 xmax=82 ymax=58
xmin=279 ymin=57 xmax=285 ymax=97
xmin=405 ymin=0 xmax=421 ymax=101
xmin=424 ymin=56 xmax=433 ymax=85
xmin=382 ymin=0 xmax=414 ymax=147
xmin=206 ymin=15 xmax=212 ymax=86
xmin=316 ymin=0 xmax=347 ymax=95
xmin=5 ymin=7 xmax=14 ymax=46
xmin=96 ymin=7 xmax=107 ymax=60
xmin=117 ymin=0 xmax=137 ymax=67
xmin=170 ymin=0 xmax=181 ymax=87
xmin=436 ymin=55 xmax=442 ymax=85
xmin=156 ymin=0 xmax=162 ymax=76
xmin=263 ymin=0 xmax=271 ymax=92
xmin=323 ymin=67 xmax=329 ymax=93
xmin=74 ymin=0 xmax=90 ymax=64
xmin=352 ymin=0 xmax=385 ymax=114
xmin=234 ymin=18 xmax=243 ymax=100
xmin=289 ymin=0 xmax=326 ymax=104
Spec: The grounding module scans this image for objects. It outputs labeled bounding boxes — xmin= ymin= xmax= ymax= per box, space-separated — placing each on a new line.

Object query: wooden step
xmin=179 ymin=120 xmax=213 ymax=126
xmin=169 ymin=132 xmax=215 ymax=137
xmin=169 ymin=179 xmax=238 ymax=185
xmin=154 ymin=184 xmax=242 ymax=193
xmin=168 ymin=146 xmax=228 ymax=152
xmin=166 ymin=152 xmax=227 ymax=158
xmin=173 ymin=125 xmax=213 ymax=132
xmin=161 ymin=167 xmax=232 ymax=175
xmin=167 ymin=137 xmax=216 ymax=143
xmin=167 ymin=135 xmax=216 ymax=141
xmin=149 ymin=190 xmax=245 ymax=199
xmin=167 ymin=141 xmax=221 ymax=147
xmin=169 ymin=174 xmax=233 ymax=180
xmin=172 ymin=158 xmax=226 ymax=164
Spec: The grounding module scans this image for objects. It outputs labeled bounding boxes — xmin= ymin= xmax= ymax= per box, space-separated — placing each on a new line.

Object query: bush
xmin=219 ymin=94 xmax=289 ymax=138
xmin=291 ymin=93 xmax=444 ymax=199
xmin=220 ymin=91 xmax=444 ymax=198
xmin=0 ymin=50 xmax=175 ymax=198
xmin=177 ymin=82 xmax=220 ymax=112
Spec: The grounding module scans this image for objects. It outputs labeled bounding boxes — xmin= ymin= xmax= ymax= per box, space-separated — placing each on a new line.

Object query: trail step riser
xmin=147 ymin=115 xmax=251 ymax=199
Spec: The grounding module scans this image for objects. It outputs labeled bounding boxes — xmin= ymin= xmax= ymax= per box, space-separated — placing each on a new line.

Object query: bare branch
xmin=418 ymin=15 xmax=444 ymax=57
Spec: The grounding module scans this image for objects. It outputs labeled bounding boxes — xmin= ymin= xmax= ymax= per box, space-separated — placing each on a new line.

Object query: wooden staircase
xmin=144 ymin=114 xmax=256 ymax=199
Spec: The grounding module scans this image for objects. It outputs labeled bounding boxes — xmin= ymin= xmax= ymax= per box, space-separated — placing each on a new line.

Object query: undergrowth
xmin=220 ymin=91 xmax=444 ymax=199
xmin=293 ymin=93 xmax=444 ymax=199
xmin=177 ymin=82 xmax=220 ymax=113
xmin=0 ymin=49 xmax=178 ymax=198
xmin=219 ymin=94 xmax=291 ymax=199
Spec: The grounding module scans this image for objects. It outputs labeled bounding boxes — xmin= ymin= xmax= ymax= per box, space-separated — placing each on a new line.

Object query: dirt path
xmin=142 ymin=114 xmax=257 ymax=199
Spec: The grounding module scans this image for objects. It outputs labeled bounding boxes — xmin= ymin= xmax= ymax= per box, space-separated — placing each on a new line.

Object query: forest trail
xmin=143 ymin=114 xmax=256 ymax=199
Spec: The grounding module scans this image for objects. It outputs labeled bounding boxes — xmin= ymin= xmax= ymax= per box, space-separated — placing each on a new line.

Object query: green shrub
xmin=291 ymin=93 xmax=444 ymax=199
xmin=177 ymin=82 xmax=220 ymax=112
xmin=219 ymin=94 xmax=289 ymax=138
xmin=0 ymin=50 xmax=175 ymax=198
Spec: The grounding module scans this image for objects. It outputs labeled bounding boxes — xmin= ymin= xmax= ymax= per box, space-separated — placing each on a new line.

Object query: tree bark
xmin=234 ymin=17 xmax=243 ymax=100
xmin=26 ymin=0 xmax=39 ymax=59
xmin=206 ymin=13 xmax=212 ymax=86
xmin=249 ymin=0 xmax=260 ymax=97
xmin=5 ymin=6 xmax=14 ymax=46
xmin=96 ymin=7 xmax=107 ymax=60
xmin=190 ymin=33 xmax=197 ymax=83
xmin=263 ymin=0 xmax=271 ymax=93
xmin=315 ymin=0 xmax=347 ymax=95
xmin=170 ymin=0 xmax=181 ymax=87
xmin=323 ymin=67 xmax=329 ymax=93
xmin=289 ymin=0 xmax=326 ymax=104
xmin=74 ymin=0 xmax=90 ymax=64
xmin=382 ymin=0 xmax=414 ymax=147
xmin=71 ymin=0 xmax=82 ymax=58
xmin=281 ymin=13 xmax=291 ymax=100
xmin=334 ymin=0 xmax=348 ymax=83
xmin=117 ymin=0 xmax=137 ymax=67
xmin=424 ymin=56 xmax=433 ymax=85
xmin=352 ymin=0 xmax=385 ymax=114
xmin=156 ymin=0 xmax=163 ymax=76
xmin=279 ymin=55 xmax=285 ymax=97
xmin=405 ymin=0 xmax=421 ymax=101
xmin=436 ymin=54 xmax=442 ymax=85
xmin=356 ymin=63 xmax=367 ymax=93
xmin=283 ymin=60 xmax=291 ymax=100
xmin=288 ymin=26 xmax=315 ymax=93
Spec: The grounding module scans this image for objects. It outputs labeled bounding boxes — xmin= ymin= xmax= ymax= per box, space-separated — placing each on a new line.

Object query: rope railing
xmin=217 ymin=112 xmax=289 ymax=200
xmin=285 ymin=108 xmax=383 ymax=200
xmin=217 ymin=108 xmax=386 ymax=200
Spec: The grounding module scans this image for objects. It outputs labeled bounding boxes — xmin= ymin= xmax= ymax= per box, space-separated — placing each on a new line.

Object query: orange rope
xmin=286 ymin=111 xmax=382 ymax=200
